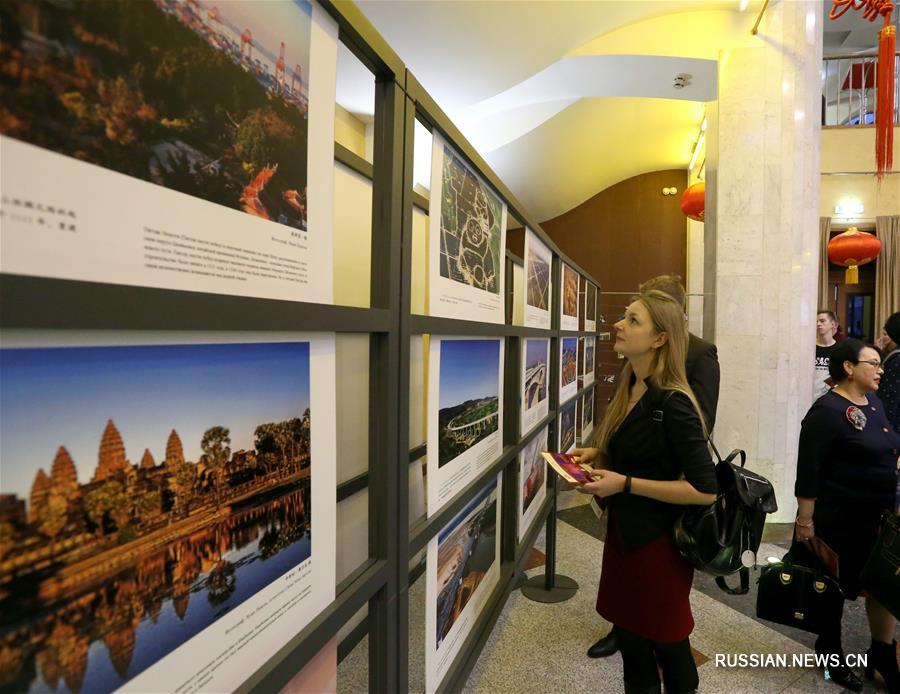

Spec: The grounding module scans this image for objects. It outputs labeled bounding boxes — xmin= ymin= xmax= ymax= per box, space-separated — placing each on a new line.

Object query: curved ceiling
xmin=485 ymin=97 xmax=705 ymax=223
xmin=349 ymin=1 xmax=772 ymax=221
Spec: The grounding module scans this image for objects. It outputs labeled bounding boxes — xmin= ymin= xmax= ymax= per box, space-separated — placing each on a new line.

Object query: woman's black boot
xmin=816 ymin=634 xmax=862 ymax=692
xmin=865 ymin=639 xmax=900 ymax=694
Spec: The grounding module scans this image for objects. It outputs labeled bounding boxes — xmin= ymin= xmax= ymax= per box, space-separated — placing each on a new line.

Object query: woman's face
xmin=844 ymin=346 xmax=883 ymax=393
xmin=613 ymin=300 xmax=665 ymax=359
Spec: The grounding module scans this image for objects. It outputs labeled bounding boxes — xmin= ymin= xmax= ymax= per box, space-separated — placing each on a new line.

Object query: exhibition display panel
xmin=0 ymin=2 xmax=602 ymax=692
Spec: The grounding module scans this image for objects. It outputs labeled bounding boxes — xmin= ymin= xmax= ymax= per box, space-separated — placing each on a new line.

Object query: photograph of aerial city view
xmin=522 ymin=339 xmax=548 ymax=411
xmin=562 ymin=266 xmax=579 ymax=317
xmin=561 ymin=337 xmax=577 ymax=387
xmin=0 ymin=341 xmax=313 ymax=693
xmin=525 ymin=241 xmax=550 ymax=310
xmin=439 ymin=146 xmax=503 ymax=294
xmin=582 ymin=391 xmax=595 ymax=433
xmin=559 ymin=400 xmax=576 ymax=453
xmin=584 ymin=339 xmax=595 ymax=376
xmin=520 ymin=434 xmax=545 ymax=515
xmin=435 ymin=482 xmax=497 ymax=647
xmin=586 ymin=283 xmax=597 ymax=322
xmin=438 ymin=340 xmax=500 ymax=468
xmin=0 ymin=0 xmax=313 ymax=230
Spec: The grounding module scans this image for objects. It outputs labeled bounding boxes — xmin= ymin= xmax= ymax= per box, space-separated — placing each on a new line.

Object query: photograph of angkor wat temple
xmin=0 ymin=0 xmax=312 ymax=230
xmin=0 ymin=341 xmax=312 ymax=693
xmin=437 ymin=340 xmax=500 ymax=468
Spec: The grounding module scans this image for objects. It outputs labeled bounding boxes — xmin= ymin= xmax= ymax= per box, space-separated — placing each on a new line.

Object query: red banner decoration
xmin=829 ymin=1 xmax=896 ymax=179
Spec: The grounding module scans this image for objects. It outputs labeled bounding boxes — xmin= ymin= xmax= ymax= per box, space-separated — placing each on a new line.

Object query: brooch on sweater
xmin=845 ymin=406 xmax=866 ymax=431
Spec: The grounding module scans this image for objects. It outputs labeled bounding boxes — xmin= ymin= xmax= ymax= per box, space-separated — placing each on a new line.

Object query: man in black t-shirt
xmin=814 ymin=310 xmax=838 ymax=400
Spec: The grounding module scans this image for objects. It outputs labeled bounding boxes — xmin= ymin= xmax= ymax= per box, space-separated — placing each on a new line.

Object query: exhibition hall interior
xmin=0 ymin=1 xmax=898 ymax=693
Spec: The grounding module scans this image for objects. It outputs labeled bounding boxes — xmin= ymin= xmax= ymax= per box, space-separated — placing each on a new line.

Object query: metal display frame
xmin=0 ymin=2 xmax=602 ymax=692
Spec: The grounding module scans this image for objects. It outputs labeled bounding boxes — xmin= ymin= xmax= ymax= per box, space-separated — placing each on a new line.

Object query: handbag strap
xmin=715 ymin=568 xmax=750 ymax=595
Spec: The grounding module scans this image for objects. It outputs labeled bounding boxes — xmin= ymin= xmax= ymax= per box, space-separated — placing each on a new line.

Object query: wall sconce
xmin=662 ymin=187 xmax=679 ymax=196
xmin=834 ymin=200 xmax=864 ymax=217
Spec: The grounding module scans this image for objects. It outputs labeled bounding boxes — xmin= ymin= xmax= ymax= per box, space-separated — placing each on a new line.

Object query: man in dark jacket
xmin=587 ymin=274 xmax=720 ymax=659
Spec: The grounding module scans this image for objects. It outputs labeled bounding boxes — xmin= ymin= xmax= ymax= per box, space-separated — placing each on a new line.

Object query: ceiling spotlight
xmin=673 ymin=73 xmax=692 ymax=89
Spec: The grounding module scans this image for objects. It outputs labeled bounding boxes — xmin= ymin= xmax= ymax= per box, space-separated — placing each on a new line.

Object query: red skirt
xmin=596 ymin=511 xmax=695 ymax=643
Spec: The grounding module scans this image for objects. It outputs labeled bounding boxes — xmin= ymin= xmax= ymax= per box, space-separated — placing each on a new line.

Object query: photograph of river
xmin=434 ymin=482 xmax=497 ymax=647
xmin=0 ymin=0 xmax=312 ymax=231
xmin=0 ymin=340 xmax=313 ymax=693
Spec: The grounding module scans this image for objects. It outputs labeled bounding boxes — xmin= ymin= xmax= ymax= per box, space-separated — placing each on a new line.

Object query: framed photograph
xmin=0 ymin=1 xmax=338 ymax=305
xmin=560 ymin=263 xmax=579 ymax=331
xmin=580 ymin=386 xmax=595 ymax=445
xmin=583 ymin=335 xmax=595 ymax=387
xmin=559 ymin=336 xmax=578 ymax=404
xmin=427 ymin=337 xmax=504 ymax=516
xmin=517 ymin=427 xmax=547 ymax=541
xmin=523 ymin=228 xmax=551 ymax=329
xmin=0 ymin=331 xmax=337 ymax=693
xmin=585 ymin=282 xmax=597 ymax=332
xmin=520 ymin=338 xmax=549 ymax=436
xmin=428 ymin=134 xmax=506 ymax=324
xmin=558 ymin=398 xmax=577 ymax=454
xmin=425 ymin=475 xmax=501 ymax=692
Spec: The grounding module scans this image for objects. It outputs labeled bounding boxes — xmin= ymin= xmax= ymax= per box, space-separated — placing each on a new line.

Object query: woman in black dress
xmin=573 ymin=290 xmax=717 ymax=694
xmin=795 ymin=339 xmax=900 ymax=693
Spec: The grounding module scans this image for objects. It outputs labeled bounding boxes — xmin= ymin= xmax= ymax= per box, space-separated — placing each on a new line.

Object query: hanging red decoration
xmin=829 ymin=0 xmax=896 ymax=179
xmin=827 ymin=226 xmax=882 ymax=283
xmin=680 ymin=182 xmax=705 ymax=221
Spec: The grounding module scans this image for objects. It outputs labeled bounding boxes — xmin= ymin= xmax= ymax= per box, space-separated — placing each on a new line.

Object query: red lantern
xmin=827 ymin=226 xmax=881 ymax=284
xmin=680 ymin=182 xmax=704 ymax=221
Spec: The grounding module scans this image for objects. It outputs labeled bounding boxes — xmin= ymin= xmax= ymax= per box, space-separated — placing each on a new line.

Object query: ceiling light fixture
xmin=739 ymin=0 xmax=749 ymax=11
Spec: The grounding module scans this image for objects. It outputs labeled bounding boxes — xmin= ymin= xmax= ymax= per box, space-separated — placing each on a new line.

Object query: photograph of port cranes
xmin=434 ymin=482 xmax=498 ymax=647
xmin=0 ymin=340 xmax=313 ymax=693
xmin=0 ymin=0 xmax=313 ymax=230
xmin=437 ymin=340 xmax=501 ymax=468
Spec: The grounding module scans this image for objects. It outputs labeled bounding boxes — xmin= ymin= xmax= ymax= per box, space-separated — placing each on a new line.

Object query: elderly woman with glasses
xmin=795 ymin=338 xmax=900 ymax=693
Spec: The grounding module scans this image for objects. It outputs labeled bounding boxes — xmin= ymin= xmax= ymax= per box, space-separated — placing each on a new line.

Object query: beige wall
xmin=820 ymin=126 xmax=900 ymax=221
xmin=334 ymin=104 xmax=367 ymax=158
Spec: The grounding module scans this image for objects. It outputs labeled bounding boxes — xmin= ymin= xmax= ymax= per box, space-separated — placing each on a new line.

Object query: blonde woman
xmin=572 ymin=290 xmax=717 ymax=694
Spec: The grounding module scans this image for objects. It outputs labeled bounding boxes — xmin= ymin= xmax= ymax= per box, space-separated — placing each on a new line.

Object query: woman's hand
xmin=795 ymin=518 xmax=815 ymax=542
xmin=578 ymin=469 xmax=626 ymax=498
xmin=571 ymin=447 xmax=600 ymax=466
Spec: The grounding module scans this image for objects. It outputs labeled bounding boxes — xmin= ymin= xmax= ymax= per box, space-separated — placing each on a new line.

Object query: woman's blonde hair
xmin=594 ymin=289 xmax=706 ymax=455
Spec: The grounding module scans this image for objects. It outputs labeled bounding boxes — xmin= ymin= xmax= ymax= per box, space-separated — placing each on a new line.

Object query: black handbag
xmin=673 ymin=447 xmax=778 ymax=594
xmin=756 ymin=543 xmax=844 ymax=634
xmin=859 ymin=512 xmax=900 ymax=620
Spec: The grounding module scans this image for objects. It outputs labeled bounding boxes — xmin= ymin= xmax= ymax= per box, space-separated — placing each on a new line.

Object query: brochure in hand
xmin=541 ymin=451 xmax=595 ymax=485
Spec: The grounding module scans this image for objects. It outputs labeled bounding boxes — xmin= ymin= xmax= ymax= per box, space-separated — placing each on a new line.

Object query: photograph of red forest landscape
xmin=0 ymin=0 xmax=312 ymax=230
xmin=0 ymin=341 xmax=313 ymax=693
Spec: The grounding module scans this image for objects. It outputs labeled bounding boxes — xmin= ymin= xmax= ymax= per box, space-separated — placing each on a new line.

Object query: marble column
xmin=709 ymin=0 xmax=822 ymax=523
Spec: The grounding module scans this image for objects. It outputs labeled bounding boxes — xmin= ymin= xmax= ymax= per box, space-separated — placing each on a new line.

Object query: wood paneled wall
xmin=509 ymin=169 xmax=691 ymax=424
xmin=540 ymin=169 xmax=689 ymax=293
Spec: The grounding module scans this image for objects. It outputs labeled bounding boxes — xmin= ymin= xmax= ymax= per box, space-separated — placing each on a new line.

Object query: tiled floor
xmin=337 ymin=490 xmax=899 ymax=693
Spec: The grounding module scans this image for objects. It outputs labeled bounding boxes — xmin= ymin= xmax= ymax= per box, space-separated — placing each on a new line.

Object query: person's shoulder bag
xmin=672 ymin=444 xmax=778 ymax=594
xmin=649 ymin=395 xmax=778 ymax=595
